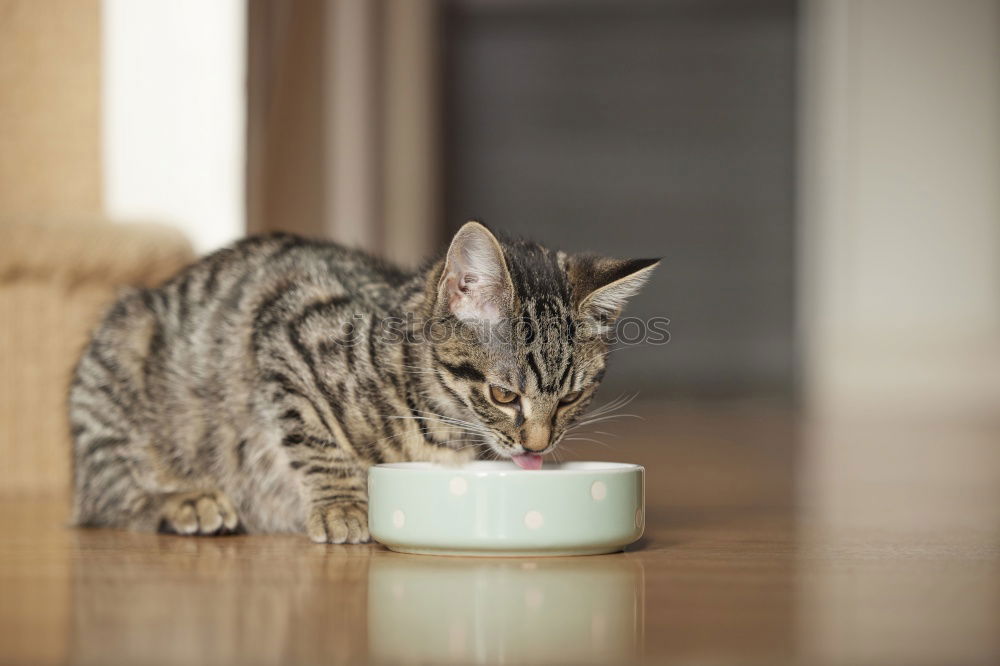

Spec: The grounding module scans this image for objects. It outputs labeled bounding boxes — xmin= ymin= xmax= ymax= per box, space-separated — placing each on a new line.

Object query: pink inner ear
xmin=448 ymin=272 xmax=502 ymax=322
xmin=444 ymin=263 xmax=505 ymax=322
xmin=446 ymin=273 xmax=467 ymax=312
xmin=439 ymin=222 xmax=512 ymax=323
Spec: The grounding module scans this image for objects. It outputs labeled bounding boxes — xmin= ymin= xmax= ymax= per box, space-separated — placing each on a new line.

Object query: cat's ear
xmin=569 ymin=255 xmax=660 ymax=325
xmin=437 ymin=221 xmax=515 ymax=323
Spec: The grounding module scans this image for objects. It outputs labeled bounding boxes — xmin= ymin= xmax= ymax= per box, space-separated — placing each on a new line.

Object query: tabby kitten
xmin=69 ymin=222 xmax=657 ymax=543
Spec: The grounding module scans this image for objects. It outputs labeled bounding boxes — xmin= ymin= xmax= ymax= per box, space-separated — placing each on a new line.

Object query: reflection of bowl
xmin=368 ymin=554 xmax=645 ymax=665
xmin=368 ymin=462 xmax=644 ymax=556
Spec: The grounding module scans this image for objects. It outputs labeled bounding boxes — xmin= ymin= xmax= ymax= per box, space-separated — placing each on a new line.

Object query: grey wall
xmin=443 ymin=0 xmax=798 ymax=397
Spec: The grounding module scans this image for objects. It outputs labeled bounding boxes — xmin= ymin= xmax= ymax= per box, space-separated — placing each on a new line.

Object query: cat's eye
xmin=489 ymin=385 xmax=520 ymax=405
xmin=560 ymin=391 xmax=583 ymax=406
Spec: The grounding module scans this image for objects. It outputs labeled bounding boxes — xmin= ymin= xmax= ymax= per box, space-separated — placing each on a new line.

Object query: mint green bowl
xmin=368 ymin=462 xmax=645 ymax=557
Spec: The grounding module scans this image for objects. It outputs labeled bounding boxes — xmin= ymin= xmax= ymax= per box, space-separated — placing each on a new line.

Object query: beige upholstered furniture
xmin=0 ymin=219 xmax=194 ymax=498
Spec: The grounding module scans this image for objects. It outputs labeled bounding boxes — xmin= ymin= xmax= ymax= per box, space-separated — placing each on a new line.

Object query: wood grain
xmin=1 ymin=401 xmax=997 ymax=665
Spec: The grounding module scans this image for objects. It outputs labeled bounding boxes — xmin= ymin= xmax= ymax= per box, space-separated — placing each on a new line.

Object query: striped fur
xmin=69 ymin=223 xmax=657 ymax=543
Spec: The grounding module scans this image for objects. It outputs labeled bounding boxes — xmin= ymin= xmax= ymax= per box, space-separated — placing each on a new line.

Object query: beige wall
xmin=800 ymin=0 xmax=1000 ymax=418
xmin=0 ymin=0 xmax=102 ymax=217
xmin=0 ymin=3 xmax=199 ymax=498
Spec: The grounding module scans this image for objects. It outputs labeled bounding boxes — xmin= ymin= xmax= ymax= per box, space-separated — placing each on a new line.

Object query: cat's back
xmin=74 ymin=234 xmax=416 ymax=439
xmin=162 ymin=233 xmax=413 ymax=320
xmin=79 ymin=233 xmax=415 ymax=402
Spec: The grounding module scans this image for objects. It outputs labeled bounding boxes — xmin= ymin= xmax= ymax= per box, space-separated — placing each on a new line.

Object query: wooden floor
xmin=1 ymin=400 xmax=998 ymax=665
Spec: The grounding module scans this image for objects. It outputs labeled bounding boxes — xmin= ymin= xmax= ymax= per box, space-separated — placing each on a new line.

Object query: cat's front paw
xmin=307 ymin=501 xmax=370 ymax=544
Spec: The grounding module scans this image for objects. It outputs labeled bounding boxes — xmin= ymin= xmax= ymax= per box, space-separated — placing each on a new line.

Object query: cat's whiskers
xmin=599 ymin=344 xmax=640 ymax=359
xmin=555 ymin=442 xmax=579 ymax=458
xmin=557 ymin=393 xmax=640 ymax=452
xmin=569 ymin=413 xmax=641 ymax=431
xmin=452 ymin=439 xmax=490 ymax=453
xmin=368 ymin=420 xmax=490 ymax=450
xmin=561 ymin=435 xmax=615 ymax=449
xmin=387 ymin=417 xmax=493 ymax=439
xmin=410 ymin=408 xmax=490 ymax=428
xmin=368 ymin=425 xmax=440 ymax=448
xmin=583 ymin=392 xmax=639 ymax=419
xmin=383 ymin=415 xmax=495 ymax=448
xmin=401 ymin=409 xmax=496 ymax=436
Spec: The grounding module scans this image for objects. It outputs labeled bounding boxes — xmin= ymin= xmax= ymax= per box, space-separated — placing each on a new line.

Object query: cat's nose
xmin=521 ymin=422 xmax=550 ymax=453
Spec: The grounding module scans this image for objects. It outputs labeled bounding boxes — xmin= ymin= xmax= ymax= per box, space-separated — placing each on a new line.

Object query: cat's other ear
xmin=569 ymin=255 xmax=660 ymax=325
xmin=437 ymin=221 xmax=515 ymax=323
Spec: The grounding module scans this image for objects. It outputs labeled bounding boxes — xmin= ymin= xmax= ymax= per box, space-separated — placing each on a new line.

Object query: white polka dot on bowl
xmin=392 ymin=509 xmax=405 ymax=528
xmin=524 ymin=510 xmax=544 ymax=530
xmin=449 ymin=476 xmax=468 ymax=496
xmin=590 ymin=480 xmax=607 ymax=501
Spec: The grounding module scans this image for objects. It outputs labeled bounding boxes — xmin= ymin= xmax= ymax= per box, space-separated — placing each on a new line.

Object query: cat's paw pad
xmin=159 ymin=491 xmax=240 ymax=536
xmin=308 ymin=502 xmax=370 ymax=544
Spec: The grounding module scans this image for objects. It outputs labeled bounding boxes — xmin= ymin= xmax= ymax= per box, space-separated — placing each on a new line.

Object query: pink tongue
xmin=512 ymin=454 xmax=543 ymax=470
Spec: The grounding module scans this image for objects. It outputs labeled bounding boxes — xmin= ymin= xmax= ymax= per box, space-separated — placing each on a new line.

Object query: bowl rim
xmin=370 ymin=461 xmax=644 ymax=476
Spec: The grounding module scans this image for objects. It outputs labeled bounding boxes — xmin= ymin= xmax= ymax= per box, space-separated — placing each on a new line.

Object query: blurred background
xmin=2 ymin=0 xmax=999 ymax=512
xmin=4 ymin=0 xmax=998 ymax=402
xmin=4 ymin=0 xmax=997 ymax=412
xmin=1 ymin=1 xmax=999 ymax=663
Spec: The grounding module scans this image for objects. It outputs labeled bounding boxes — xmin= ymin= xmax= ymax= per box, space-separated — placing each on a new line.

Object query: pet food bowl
xmin=368 ymin=461 xmax=644 ymax=556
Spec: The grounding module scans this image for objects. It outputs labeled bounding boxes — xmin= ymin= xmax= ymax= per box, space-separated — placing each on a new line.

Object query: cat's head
xmin=429 ymin=221 xmax=659 ymax=467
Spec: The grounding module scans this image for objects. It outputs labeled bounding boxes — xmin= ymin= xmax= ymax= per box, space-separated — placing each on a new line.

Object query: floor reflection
xmin=797 ymin=418 xmax=1000 ymax=664
xmin=367 ymin=553 xmax=645 ymax=665
xmin=62 ymin=527 xmax=645 ymax=666
xmin=67 ymin=530 xmax=375 ymax=665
